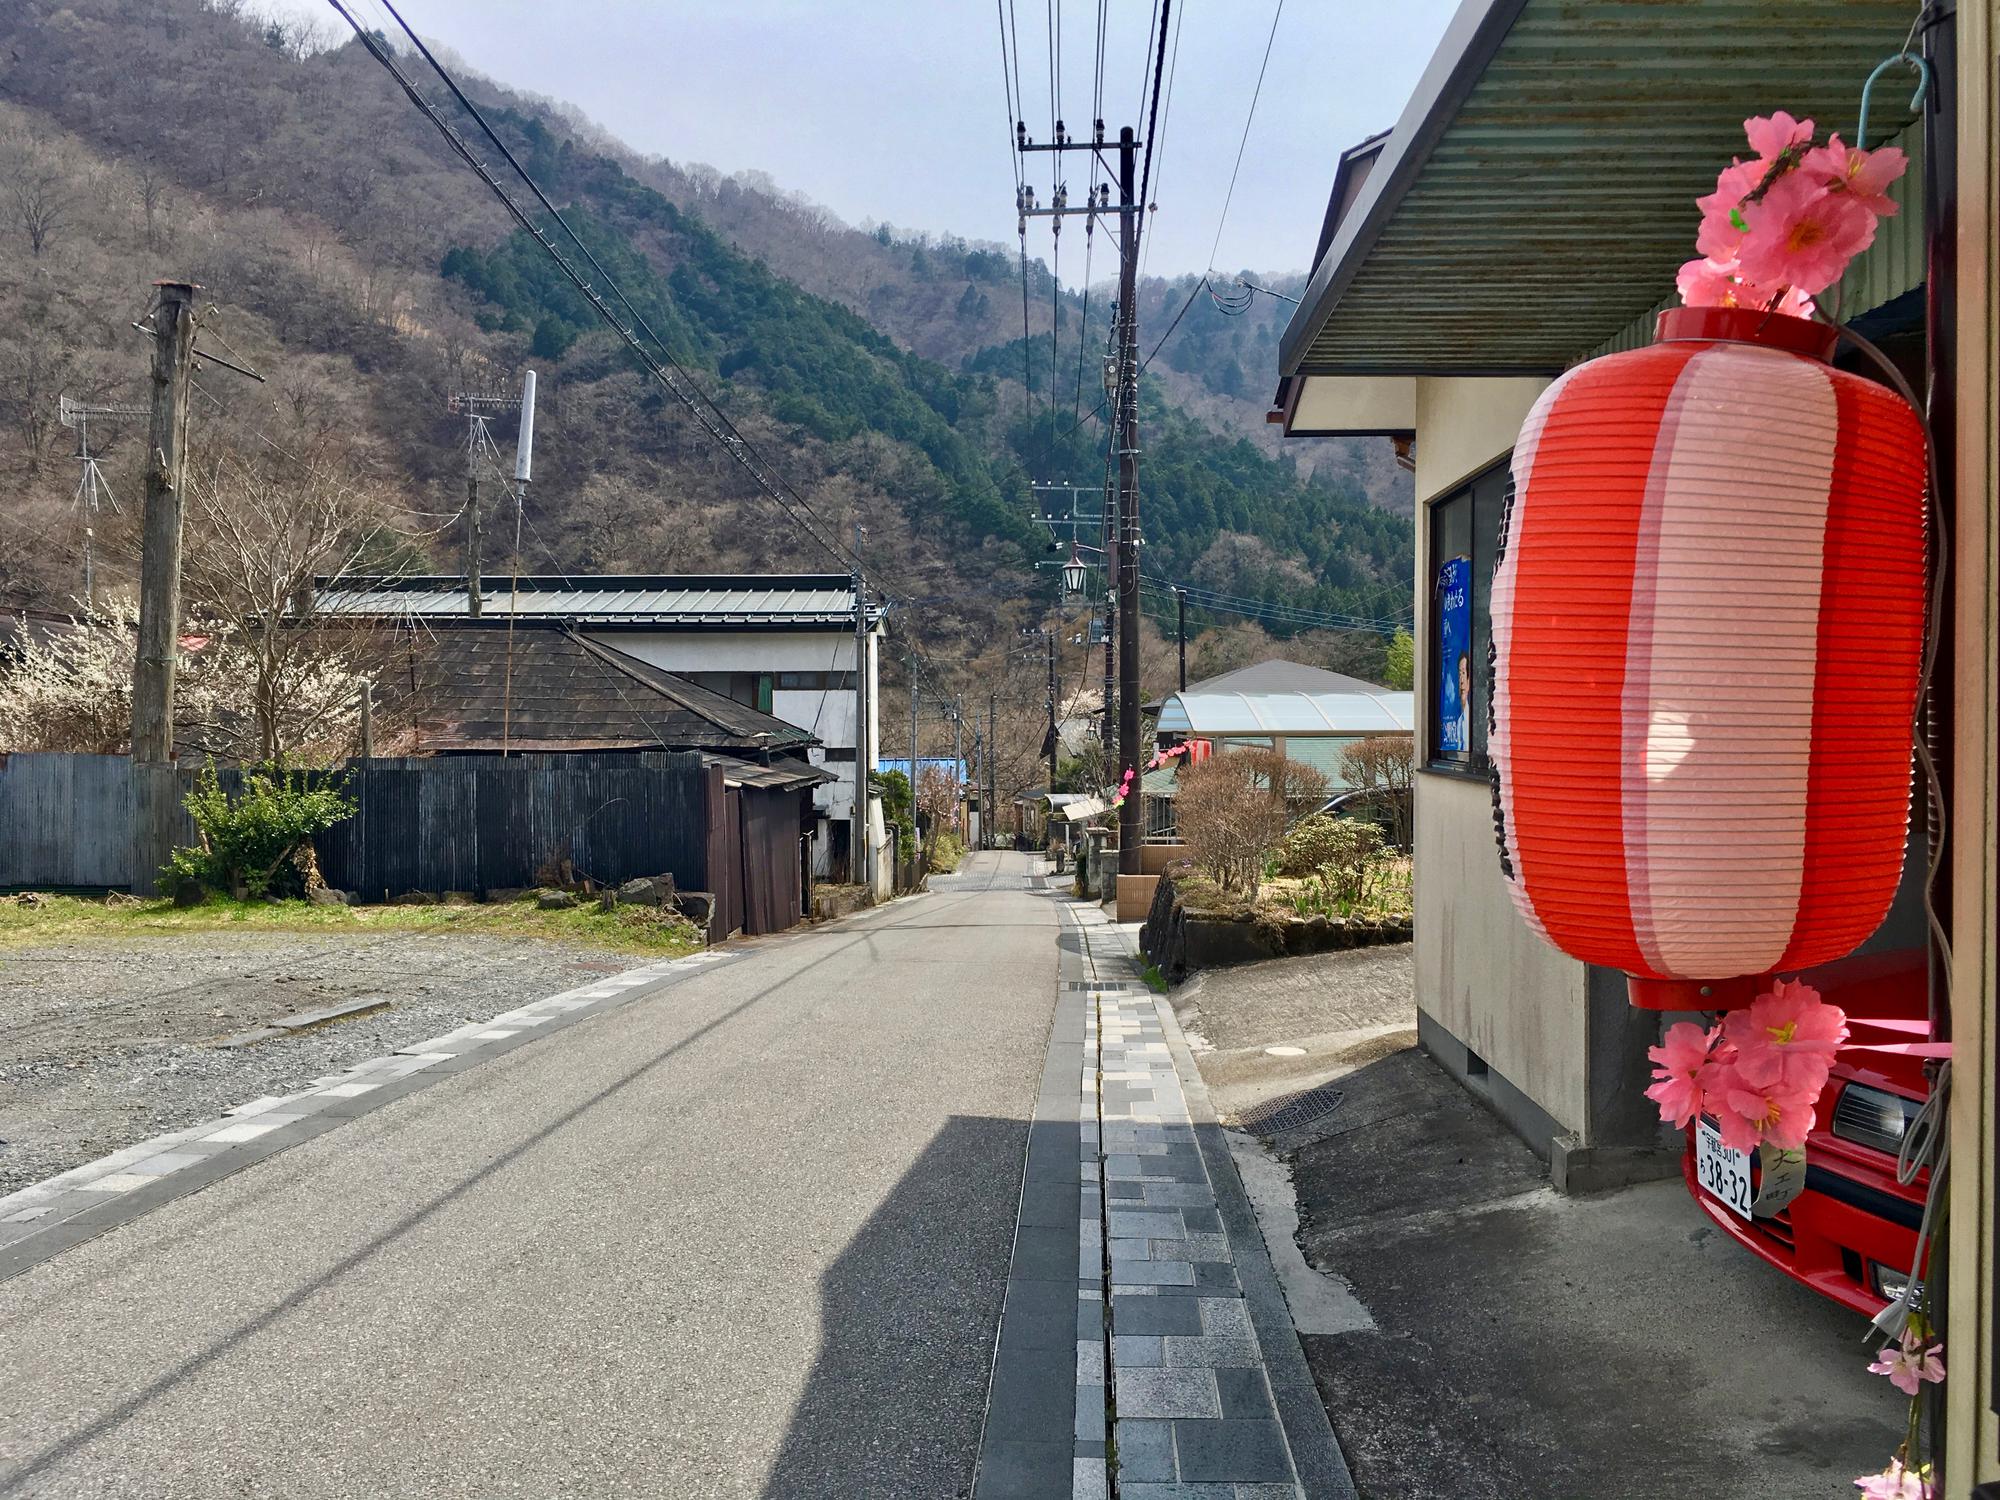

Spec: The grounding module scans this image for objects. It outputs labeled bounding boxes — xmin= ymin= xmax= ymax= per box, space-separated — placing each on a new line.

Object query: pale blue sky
xmin=306 ymin=1 xmax=1456 ymax=277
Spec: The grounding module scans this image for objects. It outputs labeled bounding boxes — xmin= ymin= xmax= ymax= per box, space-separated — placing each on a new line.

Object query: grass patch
xmin=1140 ymin=962 xmax=1169 ymax=994
xmin=0 ymin=893 xmax=704 ymax=955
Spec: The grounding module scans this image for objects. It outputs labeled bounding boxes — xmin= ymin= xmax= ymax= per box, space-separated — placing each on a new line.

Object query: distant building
xmin=320 ymin=574 xmax=882 ymax=879
xmin=1150 ymin=658 xmax=1414 ymax=788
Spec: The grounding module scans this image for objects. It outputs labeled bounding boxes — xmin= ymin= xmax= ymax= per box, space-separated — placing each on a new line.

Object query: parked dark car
xmin=1680 ymin=947 xmax=1929 ymax=1317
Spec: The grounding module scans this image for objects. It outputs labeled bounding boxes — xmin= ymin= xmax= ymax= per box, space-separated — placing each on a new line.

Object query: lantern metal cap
xmin=1653 ymin=306 xmax=1839 ymax=364
xmin=1627 ymin=972 xmax=1774 ymax=1012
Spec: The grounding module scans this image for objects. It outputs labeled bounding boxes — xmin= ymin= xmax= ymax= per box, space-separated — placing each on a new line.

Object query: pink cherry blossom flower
xmin=1708 ymin=1060 xmax=1816 ymax=1152
xmin=1869 ymin=1329 xmax=1946 ymax=1396
xmin=1744 ymin=111 xmax=1815 ymax=161
xmin=1644 ymin=1020 xmax=1717 ymax=1127
xmin=1723 ymin=978 xmax=1849 ymax=1095
xmin=1774 ymin=285 xmax=1818 ymax=319
xmin=1855 ymin=1460 xmax=1932 ymax=1499
xmin=1807 ymin=135 xmax=1908 ymax=216
xmin=1736 ymin=170 xmax=1878 ymax=294
xmin=1696 ymin=160 xmax=1764 ymax=261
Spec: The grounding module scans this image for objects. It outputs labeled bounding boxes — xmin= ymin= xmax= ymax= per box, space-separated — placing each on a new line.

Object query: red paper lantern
xmin=1489 ymin=307 xmax=1927 ymax=1009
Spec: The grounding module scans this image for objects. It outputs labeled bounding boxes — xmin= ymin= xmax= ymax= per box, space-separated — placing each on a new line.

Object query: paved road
xmin=0 ymin=852 xmax=1056 ymax=1500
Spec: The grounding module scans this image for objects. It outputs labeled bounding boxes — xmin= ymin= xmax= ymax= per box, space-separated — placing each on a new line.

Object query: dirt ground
xmin=0 ymin=928 xmax=647 ymax=1196
xmin=1174 ymin=946 xmax=1906 ymax=1500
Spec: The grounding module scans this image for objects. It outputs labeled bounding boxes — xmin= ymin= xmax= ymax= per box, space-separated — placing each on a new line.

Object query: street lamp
xmin=1061 ymin=547 xmax=1087 ymax=597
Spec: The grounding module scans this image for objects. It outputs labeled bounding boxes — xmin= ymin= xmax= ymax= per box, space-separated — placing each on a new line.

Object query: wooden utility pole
xmin=1177 ymin=586 xmax=1188 ymax=690
xmin=850 ymin=529 xmax=871 ymax=889
xmin=987 ymin=689 xmax=997 ymax=848
xmin=129 ymin=280 xmax=197 ymax=898
xmin=1046 ymin=629 xmax=1059 ymax=788
xmin=131 ymin=282 xmax=197 ymax=762
xmin=464 ymin=473 xmax=483 ymax=617
xmin=908 ymin=657 xmax=921 ymax=857
xmin=1115 ymin=127 xmax=1143 ymax=875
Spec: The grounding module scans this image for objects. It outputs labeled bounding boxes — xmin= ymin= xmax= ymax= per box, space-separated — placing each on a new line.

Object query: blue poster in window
xmin=1436 ymin=555 xmax=1472 ymax=753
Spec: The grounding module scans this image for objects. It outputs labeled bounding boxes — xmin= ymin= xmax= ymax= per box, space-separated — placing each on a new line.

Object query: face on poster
xmin=1436 ymin=556 xmax=1472 ymax=754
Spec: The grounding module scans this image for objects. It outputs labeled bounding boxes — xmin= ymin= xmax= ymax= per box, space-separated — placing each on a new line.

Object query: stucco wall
xmin=1410 ymin=375 xmax=1600 ymax=1140
xmin=1415 ymin=770 xmax=1589 ymax=1135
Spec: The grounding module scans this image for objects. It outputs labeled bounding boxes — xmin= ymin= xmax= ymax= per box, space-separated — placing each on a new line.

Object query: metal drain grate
xmin=1236 ymin=1081 xmax=1346 ymax=1136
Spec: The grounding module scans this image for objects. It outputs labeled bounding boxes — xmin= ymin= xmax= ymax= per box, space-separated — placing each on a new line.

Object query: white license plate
xmin=1695 ymin=1119 xmax=1753 ymax=1221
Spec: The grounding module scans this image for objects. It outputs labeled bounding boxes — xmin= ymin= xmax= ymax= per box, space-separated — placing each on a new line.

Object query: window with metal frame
xmin=1425 ymin=457 xmax=1509 ymax=775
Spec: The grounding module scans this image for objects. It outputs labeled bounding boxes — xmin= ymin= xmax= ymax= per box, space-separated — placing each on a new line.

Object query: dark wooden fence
xmin=321 ymin=753 xmax=711 ymax=901
xmin=0 ymin=751 xmax=820 ymax=937
xmin=3 ymin=751 xmax=704 ymax=897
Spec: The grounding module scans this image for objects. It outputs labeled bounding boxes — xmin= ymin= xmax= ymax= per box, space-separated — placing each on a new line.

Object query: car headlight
xmin=1831 ymin=1083 xmax=1922 ymax=1155
xmin=1871 ymin=1261 xmax=1924 ymax=1303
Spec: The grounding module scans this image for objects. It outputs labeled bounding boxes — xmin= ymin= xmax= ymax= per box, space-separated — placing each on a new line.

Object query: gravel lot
xmin=0 ymin=930 xmax=646 ymax=1196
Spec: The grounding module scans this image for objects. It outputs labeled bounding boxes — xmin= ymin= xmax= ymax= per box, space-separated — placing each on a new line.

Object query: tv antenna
xmin=57 ymin=394 xmax=148 ymax=605
xmin=445 ymin=384 xmax=525 ymax=617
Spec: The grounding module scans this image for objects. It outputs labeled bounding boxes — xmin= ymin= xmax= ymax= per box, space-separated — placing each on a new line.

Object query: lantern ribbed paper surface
xmin=1489 ymin=308 xmax=1926 ymax=1006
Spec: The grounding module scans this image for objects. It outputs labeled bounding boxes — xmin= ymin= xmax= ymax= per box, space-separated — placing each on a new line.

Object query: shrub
xmin=161 ymin=763 xmax=357 ymax=901
xmin=926 ymin=830 xmax=967 ymax=874
xmin=1316 ymin=818 xmax=1384 ymax=906
xmin=1277 ymin=814 xmax=1346 ymax=876
xmin=1175 ymin=749 xmax=1327 ymax=899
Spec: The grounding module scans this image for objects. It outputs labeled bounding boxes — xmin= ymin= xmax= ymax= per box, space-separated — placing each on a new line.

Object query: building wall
xmin=586 ymin=625 xmax=884 ymax=883
xmin=1409 ymin=374 xmax=1629 ymax=1152
xmin=1946 ymin=1 xmax=2000 ymax=1488
xmin=1415 ymin=771 xmax=1589 ymax=1135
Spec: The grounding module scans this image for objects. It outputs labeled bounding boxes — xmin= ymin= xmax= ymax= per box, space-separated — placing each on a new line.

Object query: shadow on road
xmin=760 ymin=1113 xmax=1026 ymax=1500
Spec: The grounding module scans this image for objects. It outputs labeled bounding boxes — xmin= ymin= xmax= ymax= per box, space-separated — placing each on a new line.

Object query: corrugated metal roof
xmin=318 ymin=574 xmax=878 ymax=628
xmin=1579 ymin=121 xmax=1926 ymax=363
xmin=704 ymin=753 xmax=835 ymax=790
xmin=1280 ymin=0 xmax=1925 ymax=377
xmin=1155 ymin=689 xmax=1415 ymax=736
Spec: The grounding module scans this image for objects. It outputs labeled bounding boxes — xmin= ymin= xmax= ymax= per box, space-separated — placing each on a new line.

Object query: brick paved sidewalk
xmin=975 ymin=887 xmax=1352 ymax=1500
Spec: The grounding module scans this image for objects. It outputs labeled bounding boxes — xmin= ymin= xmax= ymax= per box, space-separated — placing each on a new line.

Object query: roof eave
xmin=1278 ymin=0 xmax=1530 ymax=378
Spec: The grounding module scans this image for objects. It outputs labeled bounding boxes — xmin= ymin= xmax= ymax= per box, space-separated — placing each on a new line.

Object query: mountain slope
xmin=0 ymin=0 xmax=1409 ymax=672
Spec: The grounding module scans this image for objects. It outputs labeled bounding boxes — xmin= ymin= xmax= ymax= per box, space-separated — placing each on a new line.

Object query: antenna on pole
xmin=513 ymin=369 xmax=536 ymax=484
xmin=446 ymin=382 xmax=524 ymax=618
xmin=58 ymin=394 xmax=148 ymax=607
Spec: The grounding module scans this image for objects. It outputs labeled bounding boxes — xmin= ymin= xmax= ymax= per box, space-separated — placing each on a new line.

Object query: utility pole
xmin=987 ymin=689 xmax=997 ymax=850
xmin=1102 ymin=467 xmax=1117 ymax=748
xmin=1017 ymin=119 xmax=1142 ymax=868
xmin=951 ymin=699 xmax=964 ymax=838
xmin=1114 ymin=127 xmax=1143 ymax=875
xmin=1046 ymin=628 xmax=1059 ymax=788
xmin=851 ymin=524 xmax=871 ymax=890
xmin=131 ymin=281 xmax=197 ymax=764
xmin=970 ymin=725 xmax=982 ymax=848
xmin=907 ymin=659 xmax=921 ymax=858
xmin=1176 ymin=586 xmax=1187 ymax=691
xmin=464 ymin=471 xmax=483 ymax=617
xmin=359 ymin=680 xmax=376 ymax=758
xmin=129 ymin=280 xmax=197 ymax=899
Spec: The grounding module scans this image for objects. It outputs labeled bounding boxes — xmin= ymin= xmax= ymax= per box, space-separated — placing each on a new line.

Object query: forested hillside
xmin=0 ymin=0 xmax=1410 ymax=687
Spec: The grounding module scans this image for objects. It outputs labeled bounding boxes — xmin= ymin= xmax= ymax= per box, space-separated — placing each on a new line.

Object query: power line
xmin=337 ymin=0 xmax=862 ymax=580
xmin=1205 ymin=0 xmax=1285 ymax=276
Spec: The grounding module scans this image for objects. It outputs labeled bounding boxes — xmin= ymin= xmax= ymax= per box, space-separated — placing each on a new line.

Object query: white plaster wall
xmin=593 ymin=630 xmax=855 ymax=675
xmin=1415 ymin=773 xmax=1589 ymax=1133
xmin=1410 ymin=375 xmax=1589 ymax=1135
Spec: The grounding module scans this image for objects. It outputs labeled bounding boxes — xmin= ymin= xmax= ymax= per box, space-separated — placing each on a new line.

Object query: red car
xmin=1680 ymin=948 xmax=1930 ymax=1318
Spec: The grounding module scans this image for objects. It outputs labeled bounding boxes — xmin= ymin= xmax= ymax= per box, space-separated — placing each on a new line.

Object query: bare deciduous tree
xmin=1175 ymin=749 xmax=1327 ymax=899
xmin=1339 ymin=734 xmax=1415 ymax=847
xmin=7 ymin=149 xmax=67 ymax=257
xmin=183 ymin=445 xmax=382 ymax=761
